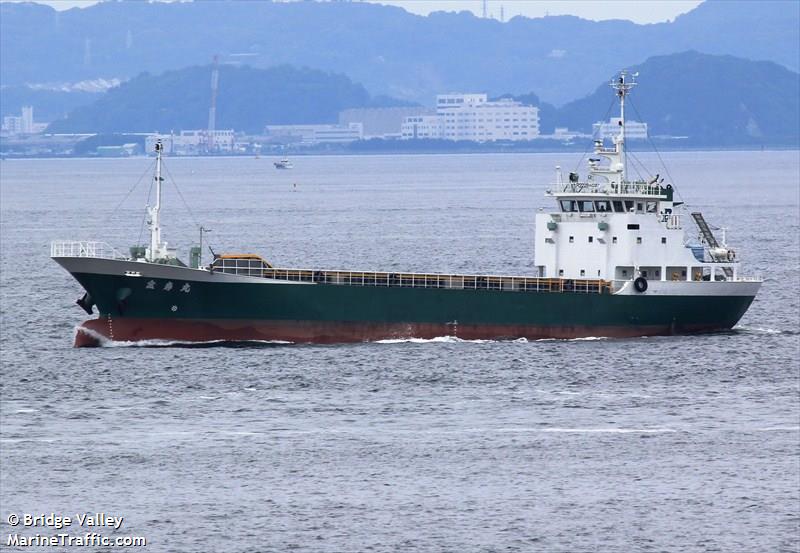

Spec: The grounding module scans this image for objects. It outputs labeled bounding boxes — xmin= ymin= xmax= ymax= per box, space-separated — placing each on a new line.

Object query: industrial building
xmin=338 ymin=107 xmax=432 ymax=138
xmin=265 ymin=123 xmax=363 ymax=144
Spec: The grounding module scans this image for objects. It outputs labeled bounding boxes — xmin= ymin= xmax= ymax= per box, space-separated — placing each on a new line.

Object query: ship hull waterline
xmin=73 ymin=316 xmax=745 ymax=347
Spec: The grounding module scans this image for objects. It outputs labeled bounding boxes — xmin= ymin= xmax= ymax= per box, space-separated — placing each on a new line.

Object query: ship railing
xmin=211 ymin=258 xmax=612 ymax=294
xmin=50 ymin=240 xmax=127 ymax=260
xmin=736 ymin=275 xmax=763 ymax=282
xmin=556 ymin=180 xmax=666 ymax=197
xmin=260 ymin=269 xmax=613 ymax=294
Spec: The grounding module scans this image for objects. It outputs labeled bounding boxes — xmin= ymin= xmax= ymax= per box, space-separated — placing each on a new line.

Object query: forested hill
xmin=47 ymin=51 xmax=800 ymax=146
xmin=2 ymin=0 xmax=797 ymax=106
xmin=555 ymin=51 xmax=800 ymax=146
xmin=46 ymin=64 xmax=412 ymax=134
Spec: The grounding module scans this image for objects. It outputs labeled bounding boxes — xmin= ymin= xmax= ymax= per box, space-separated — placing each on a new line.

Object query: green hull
xmin=68 ymin=270 xmax=756 ymax=345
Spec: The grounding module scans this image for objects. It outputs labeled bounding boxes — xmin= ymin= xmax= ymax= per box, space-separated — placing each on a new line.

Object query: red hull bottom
xmin=73 ymin=316 xmax=723 ymax=347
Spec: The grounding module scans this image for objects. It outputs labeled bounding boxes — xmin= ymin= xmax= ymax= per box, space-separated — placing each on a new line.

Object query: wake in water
xmin=732 ymin=325 xmax=795 ymax=335
xmin=74 ymin=326 xmax=294 ymax=348
xmin=375 ymin=336 xmax=609 ymax=344
xmin=76 ymin=326 xmax=616 ymax=347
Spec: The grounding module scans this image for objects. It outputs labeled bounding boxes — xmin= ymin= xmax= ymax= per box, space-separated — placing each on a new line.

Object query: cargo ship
xmin=52 ymin=72 xmax=761 ymax=346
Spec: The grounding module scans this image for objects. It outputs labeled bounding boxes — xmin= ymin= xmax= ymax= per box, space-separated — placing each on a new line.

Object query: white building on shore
xmin=401 ymin=93 xmax=539 ymax=142
xmin=400 ymin=115 xmax=445 ymax=139
xmin=2 ymin=106 xmax=46 ymax=135
xmin=593 ymin=117 xmax=648 ymax=140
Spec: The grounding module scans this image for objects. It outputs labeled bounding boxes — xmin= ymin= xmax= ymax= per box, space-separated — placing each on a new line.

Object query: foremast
xmin=146 ymin=140 xmax=171 ymax=261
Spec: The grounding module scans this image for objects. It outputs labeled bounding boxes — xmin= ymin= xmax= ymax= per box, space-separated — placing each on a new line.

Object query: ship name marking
xmin=163 ymin=281 xmax=173 ymax=291
xmin=145 ymin=280 xmax=156 ymax=290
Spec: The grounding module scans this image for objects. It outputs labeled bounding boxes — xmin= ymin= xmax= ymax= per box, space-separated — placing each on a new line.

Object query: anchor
xmin=76 ymin=292 xmax=94 ymax=315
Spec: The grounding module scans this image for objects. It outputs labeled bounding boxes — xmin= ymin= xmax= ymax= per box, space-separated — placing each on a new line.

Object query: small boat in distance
xmin=274 ymin=158 xmax=293 ymax=169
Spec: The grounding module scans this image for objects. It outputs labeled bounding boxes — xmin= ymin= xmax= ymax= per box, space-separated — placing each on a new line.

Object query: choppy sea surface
xmin=1 ymin=151 xmax=799 ymax=552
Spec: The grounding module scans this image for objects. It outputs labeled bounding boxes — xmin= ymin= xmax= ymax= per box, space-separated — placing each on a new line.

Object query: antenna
xmin=609 ymin=70 xmax=637 ymax=181
xmin=208 ymin=55 xmax=220 ymax=152
xmin=199 ymin=226 xmax=212 ymax=267
xmin=482 ymin=0 xmax=487 ymax=18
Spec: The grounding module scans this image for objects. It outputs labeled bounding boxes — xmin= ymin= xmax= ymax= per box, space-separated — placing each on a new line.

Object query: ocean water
xmin=1 ymin=151 xmax=798 ymax=552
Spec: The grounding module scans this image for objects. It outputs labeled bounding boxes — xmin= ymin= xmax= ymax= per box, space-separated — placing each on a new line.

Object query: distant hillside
xmin=1 ymin=0 xmax=797 ymax=106
xmin=557 ymin=51 xmax=800 ymax=146
xmin=47 ymin=64 xmax=412 ymax=134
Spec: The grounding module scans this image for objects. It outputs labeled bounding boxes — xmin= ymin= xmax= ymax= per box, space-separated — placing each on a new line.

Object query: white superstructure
xmin=534 ymin=71 xmax=759 ymax=295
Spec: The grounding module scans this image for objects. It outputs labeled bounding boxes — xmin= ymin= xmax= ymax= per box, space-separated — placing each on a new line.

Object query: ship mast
xmin=610 ymin=70 xmax=637 ymax=182
xmin=147 ymin=140 xmax=168 ymax=261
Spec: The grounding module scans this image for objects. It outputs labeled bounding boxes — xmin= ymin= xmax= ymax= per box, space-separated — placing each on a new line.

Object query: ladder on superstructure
xmin=691 ymin=212 xmax=733 ymax=278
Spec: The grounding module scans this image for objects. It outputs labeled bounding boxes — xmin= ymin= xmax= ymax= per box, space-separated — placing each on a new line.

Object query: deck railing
xmin=51 ymin=240 xmax=127 ymax=260
xmin=557 ymin=180 xmax=667 ymax=197
xmin=210 ymin=256 xmax=612 ymax=294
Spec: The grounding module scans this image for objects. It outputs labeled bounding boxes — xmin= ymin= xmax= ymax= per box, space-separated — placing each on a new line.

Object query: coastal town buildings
xmin=145 ymin=130 xmax=235 ymax=155
xmin=2 ymin=106 xmax=47 ymax=135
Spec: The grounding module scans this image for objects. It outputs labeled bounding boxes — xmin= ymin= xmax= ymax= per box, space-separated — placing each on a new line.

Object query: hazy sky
xmin=367 ymin=1 xmax=703 ymax=23
xmin=5 ymin=0 xmax=704 ymax=24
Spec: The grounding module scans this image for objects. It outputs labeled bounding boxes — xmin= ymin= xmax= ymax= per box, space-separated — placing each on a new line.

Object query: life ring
xmin=634 ymin=277 xmax=648 ymax=293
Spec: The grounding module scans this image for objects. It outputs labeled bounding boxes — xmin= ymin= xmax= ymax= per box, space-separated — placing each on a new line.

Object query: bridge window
xmin=637 ymin=202 xmax=644 ymax=212
xmin=578 ymin=200 xmax=595 ymax=212
xmin=595 ymin=200 xmax=611 ymax=212
xmin=646 ymin=201 xmax=658 ymax=213
xmin=612 ymin=200 xmax=624 ymax=212
xmin=624 ymin=200 xmax=635 ymax=212
xmin=560 ymin=200 xmax=577 ymax=212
